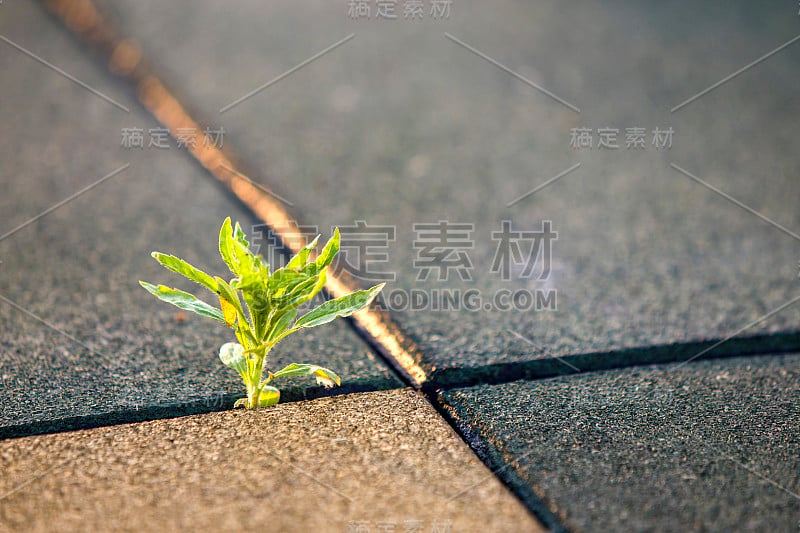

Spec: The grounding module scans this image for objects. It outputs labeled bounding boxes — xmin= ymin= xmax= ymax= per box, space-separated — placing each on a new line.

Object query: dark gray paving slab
xmin=0 ymin=1 xmax=400 ymax=436
xmin=103 ymin=0 xmax=800 ymax=381
xmin=0 ymin=389 xmax=544 ymax=532
xmin=440 ymin=354 xmax=800 ymax=532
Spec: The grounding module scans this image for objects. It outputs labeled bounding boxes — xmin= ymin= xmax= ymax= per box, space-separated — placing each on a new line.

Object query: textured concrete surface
xmin=102 ymin=0 xmax=800 ymax=379
xmin=3 ymin=3 xmax=799 ymax=532
xmin=0 ymin=1 xmax=399 ymax=435
xmin=441 ymin=353 xmax=800 ymax=532
xmin=0 ymin=389 xmax=543 ymax=533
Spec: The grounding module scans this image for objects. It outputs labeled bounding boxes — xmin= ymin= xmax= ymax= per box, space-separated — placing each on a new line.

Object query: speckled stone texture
xmin=0 ymin=1 xmax=399 ymax=435
xmin=102 ymin=0 xmax=800 ymax=379
xmin=2 ymin=2 xmax=799 ymax=532
xmin=441 ymin=353 xmax=800 ymax=532
xmin=0 ymin=389 xmax=543 ymax=533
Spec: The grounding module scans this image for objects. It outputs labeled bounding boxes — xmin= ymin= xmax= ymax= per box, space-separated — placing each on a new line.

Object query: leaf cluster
xmin=140 ymin=218 xmax=384 ymax=408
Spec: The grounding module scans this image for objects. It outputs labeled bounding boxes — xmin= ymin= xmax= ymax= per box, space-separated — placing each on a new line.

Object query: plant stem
xmin=247 ymin=383 xmax=261 ymax=409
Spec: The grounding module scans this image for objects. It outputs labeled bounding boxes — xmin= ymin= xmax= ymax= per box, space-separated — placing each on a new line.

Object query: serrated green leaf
xmin=139 ymin=281 xmax=224 ymax=322
xmin=231 ymin=239 xmax=256 ymax=279
xmin=219 ymin=342 xmax=248 ymax=376
xmin=214 ymin=276 xmax=246 ymax=319
xmin=316 ymin=228 xmax=340 ymax=270
xmin=219 ymin=217 xmax=238 ymax=275
xmin=241 ymin=285 xmax=268 ymax=335
xmin=298 ymin=268 xmax=327 ymax=306
xmin=233 ymin=221 xmax=249 ymax=247
xmin=302 ymin=228 xmax=340 ymax=276
xmin=143 ymin=218 xmax=355 ymax=410
xmin=264 ymin=307 xmax=298 ymax=344
xmin=286 ymin=234 xmax=320 ymax=270
xmin=273 ymin=274 xmax=312 ymax=298
xmin=292 ymin=283 xmax=385 ymax=330
xmin=269 ymin=270 xmax=325 ymax=311
xmin=257 ymin=386 xmax=280 ymax=407
xmin=268 ymin=268 xmax=306 ymax=291
xmin=151 ymin=252 xmax=218 ymax=293
xmin=267 ymin=363 xmax=341 ymax=388
xmin=220 ymin=217 xmax=259 ymax=280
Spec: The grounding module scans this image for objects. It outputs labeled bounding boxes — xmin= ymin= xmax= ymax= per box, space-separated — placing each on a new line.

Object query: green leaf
xmin=268 ymin=268 xmax=307 ymax=291
xmin=139 ymin=281 xmax=224 ymax=323
xmin=231 ymin=234 xmax=257 ymax=279
xmin=267 ymin=363 xmax=341 ymax=388
xmin=242 ymin=286 xmax=270 ymax=339
xmin=143 ymin=218 xmax=354 ymax=411
xmin=293 ymin=283 xmax=384 ymax=330
xmin=257 ymin=386 xmax=280 ymax=407
xmin=303 ymin=228 xmax=340 ymax=276
xmin=264 ymin=307 xmax=298 ymax=344
xmin=219 ymin=342 xmax=248 ymax=376
xmin=269 ymin=270 xmax=326 ymax=310
xmin=214 ymin=276 xmax=246 ymax=320
xmin=218 ymin=217 xmax=238 ymax=275
xmin=220 ymin=296 xmax=238 ymax=327
xmin=151 ymin=252 xmax=218 ymax=293
xmin=286 ymin=234 xmax=320 ymax=270
xmin=298 ymin=268 xmax=327 ymax=307
xmin=233 ymin=221 xmax=249 ymax=248
xmin=316 ymin=228 xmax=340 ymax=270
xmin=219 ymin=218 xmax=258 ymax=279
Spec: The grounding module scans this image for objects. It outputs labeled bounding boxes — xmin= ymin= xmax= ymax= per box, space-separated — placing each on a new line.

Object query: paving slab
xmin=440 ymin=353 xmax=800 ymax=532
xmin=0 ymin=389 xmax=542 ymax=532
xmin=0 ymin=1 xmax=400 ymax=437
xmin=100 ymin=0 xmax=800 ymax=382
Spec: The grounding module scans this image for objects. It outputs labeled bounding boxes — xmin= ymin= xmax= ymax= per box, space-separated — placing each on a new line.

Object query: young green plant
xmin=140 ymin=218 xmax=384 ymax=409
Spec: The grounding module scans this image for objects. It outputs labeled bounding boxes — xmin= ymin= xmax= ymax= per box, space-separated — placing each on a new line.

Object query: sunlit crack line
xmin=218 ymin=163 xmax=294 ymax=207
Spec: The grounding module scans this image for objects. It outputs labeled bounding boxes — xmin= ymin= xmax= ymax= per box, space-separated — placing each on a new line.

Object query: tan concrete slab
xmin=0 ymin=389 xmax=543 ymax=533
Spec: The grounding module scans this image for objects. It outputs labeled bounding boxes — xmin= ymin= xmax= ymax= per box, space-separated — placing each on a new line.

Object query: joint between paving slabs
xmin=423 ymin=331 xmax=800 ymax=392
xmin=37 ymin=4 xmax=800 ymax=531
xmin=35 ymin=7 xmax=563 ymax=529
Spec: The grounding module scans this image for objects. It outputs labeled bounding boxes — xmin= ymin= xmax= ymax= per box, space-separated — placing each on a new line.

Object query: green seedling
xmin=140 ymin=217 xmax=384 ymax=409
